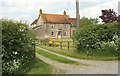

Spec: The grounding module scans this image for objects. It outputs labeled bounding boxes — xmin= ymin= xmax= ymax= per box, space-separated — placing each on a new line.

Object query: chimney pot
xmin=63 ymin=10 xmax=66 ymax=15
xmin=40 ymin=9 xmax=42 ymax=14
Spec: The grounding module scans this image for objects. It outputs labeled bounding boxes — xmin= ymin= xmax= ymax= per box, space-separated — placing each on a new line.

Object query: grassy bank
xmin=26 ymin=57 xmax=52 ymax=74
xmin=36 ymin=47 xmax=76 ymax=64
xmin=16 ymin=57 xmax=52 ymax=74
xmin=39 ymin=45 xmax=118 ymax=61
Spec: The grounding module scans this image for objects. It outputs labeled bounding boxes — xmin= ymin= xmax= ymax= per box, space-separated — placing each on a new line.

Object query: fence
xmin=39 ymin=40 xmax=76 ymax=51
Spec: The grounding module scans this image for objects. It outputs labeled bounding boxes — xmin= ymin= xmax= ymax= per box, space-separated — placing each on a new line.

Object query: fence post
xmin=68 ymin=42 xmax=69 ymax=51
xmin=60 ymin=41 xmax=62 ymax=50
xmin=41 ymin=40 xmax=42 ymax=45
xmin=52 ymin=41 xmax=54 ymax=47
xmin=73 ymin=40 xmax=74 ymax=47
xmin=32 ymin=43 xmax=36 ymax=58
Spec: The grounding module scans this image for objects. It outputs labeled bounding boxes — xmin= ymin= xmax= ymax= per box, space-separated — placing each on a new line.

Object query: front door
xmin=58 ymin=31 xmax=61 ymax=38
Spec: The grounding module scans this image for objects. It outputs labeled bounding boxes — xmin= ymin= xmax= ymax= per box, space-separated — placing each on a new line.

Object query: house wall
xmin=34 ymin=16 xmax=51 ymax=39
xmin=70 ymin=26 xmax=76 ymax=38
xmin=48 ymin=24 xmax=71 ymax=38
xmin=33 ymin=15 xmax=73 ymax=39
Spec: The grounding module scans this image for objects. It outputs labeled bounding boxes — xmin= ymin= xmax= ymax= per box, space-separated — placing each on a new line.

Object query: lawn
xmin=16 ymin=57 xmax=52 ymax=74
xmin=26 ymin=57 xmax=52 ymax=74
xmin=42 ymin=38 xmax=75 ymax=51
xmin=39 ymin=45 xmax=118 ymax=61
xmin=36 ymin=47 xmax=77 ymax=64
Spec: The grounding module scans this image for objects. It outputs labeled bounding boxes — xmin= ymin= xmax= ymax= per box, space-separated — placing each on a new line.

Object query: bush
xmin=1 ymin=19 xmax=36 ymax=74
xmin=73 ymin=23 xmax=120 ymax=57
xmin=48 ymin=40 xmax=59 ymax=46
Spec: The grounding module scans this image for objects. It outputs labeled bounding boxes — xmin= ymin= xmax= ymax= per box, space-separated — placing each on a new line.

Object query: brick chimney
xmin=40 ymin=9 xmax=42 ymax=14
xmin=63 ymin=10 xmax=66 ymax=15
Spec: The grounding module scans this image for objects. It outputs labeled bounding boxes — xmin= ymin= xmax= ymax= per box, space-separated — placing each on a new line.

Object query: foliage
xmin=48 ymin=40 xmax=59 ymax=46
xmin=1 ymin=19 xmax=36 ymax=74
xmin=80 ymin=17 xmax=99 ymax=27
xmin=40 ymin=38 xmax=49 ymax=45
xmin=99 ymin=9 xmax=120 ymax=23
xmin=73 ymin=22 xmax=120 ymax=57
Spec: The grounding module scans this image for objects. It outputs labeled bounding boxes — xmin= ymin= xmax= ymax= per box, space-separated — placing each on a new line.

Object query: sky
xmin=0 ymin=0 xmax=120 ymax=24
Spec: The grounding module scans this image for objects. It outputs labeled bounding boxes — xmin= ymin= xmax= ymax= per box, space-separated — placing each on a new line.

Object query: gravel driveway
xmin=37 ymin=47 xmax=118 ymax=74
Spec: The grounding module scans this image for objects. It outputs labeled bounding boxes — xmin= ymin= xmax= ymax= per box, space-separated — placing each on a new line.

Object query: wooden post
xmin=41 ymin=41 xmax=42 ymax=45
xmin=68 ymin=42 xmax=69 ymax=51
xmin=73 ymin=40 xmax=74 ymax=46
xmin=60 ymin=41 xmax=62 ymax=50
xmin=32 ymin=43 xmax=36 ymax=58
xmin=52 ymin=41 xmax=54 ymax=46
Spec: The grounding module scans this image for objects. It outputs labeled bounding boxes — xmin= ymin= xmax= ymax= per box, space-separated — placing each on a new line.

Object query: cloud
xmin=81 ymin=0 xmax=119 ymax=18
xmin=0 ymin=0 xmax=119 ymax=23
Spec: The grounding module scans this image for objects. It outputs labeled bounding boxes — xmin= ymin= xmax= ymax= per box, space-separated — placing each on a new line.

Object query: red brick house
xmin=31 ymin=9 xmax=77 ymax=39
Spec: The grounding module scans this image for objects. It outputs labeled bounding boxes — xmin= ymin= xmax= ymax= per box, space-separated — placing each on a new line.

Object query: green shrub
xmin=48 ymin=40 xmax=59 ymax=46
xmin=1 ymin=19 xmax=36 ymax=74
xmin=73 ymin=23 xmax=120 ymax=57
xmin=40 ymin=38 xmax=49 ymax=45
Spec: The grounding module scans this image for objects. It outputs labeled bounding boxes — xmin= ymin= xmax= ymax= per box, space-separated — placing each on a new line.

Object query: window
xmin=63 ymin=31 xmax=67 ymax=36
xmin=52 ymin=24 xmax=54 ymax=29
xmin=64 ymin=25 xmax=67 ymax=28
xmin=51 ymin=31 xmax=54 ymax=36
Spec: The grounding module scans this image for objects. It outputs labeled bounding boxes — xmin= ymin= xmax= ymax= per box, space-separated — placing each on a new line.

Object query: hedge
xmin=73 ymin=23 xmax=120 ymax=57
xmin=1 ymin=19 xmax=36 ymax=74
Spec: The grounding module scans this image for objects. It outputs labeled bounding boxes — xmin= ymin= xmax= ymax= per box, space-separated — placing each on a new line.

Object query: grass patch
xmin=49 ymin=38 xmax=73 ymax=42
xmin=48 ymin=38 xmax=75 ymax=51
xmin=16 ymin=57 xmax=52 ymax=74
xmin=26 ymin=57 xmax=52 ymax=74
xmin=36 ymin=47 xmax=76 ymax=64
xmin=39 ymin=45 xmax=118 ymax=61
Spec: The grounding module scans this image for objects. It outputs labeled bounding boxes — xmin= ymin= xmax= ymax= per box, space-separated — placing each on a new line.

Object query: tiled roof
xmin=31 ymin=19 xmax=38 ymax=25
xmin=68 ymin=18 xmax=77 ymax=24
xmin=41 ymin=13 xmax=71 ymax=24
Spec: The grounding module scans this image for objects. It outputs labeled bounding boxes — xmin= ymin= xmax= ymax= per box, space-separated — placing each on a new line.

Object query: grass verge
xmin=26 ymin=57 xmax=52 ymax=74
xmin=39 ymin=45 xmax=118 ymax=61
xmin=36 ymin=47 xmax=76 ymax=64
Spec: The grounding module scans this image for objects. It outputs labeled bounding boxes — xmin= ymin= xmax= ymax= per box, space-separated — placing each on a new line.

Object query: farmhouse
xmin=31 ymin=9 xmax=77 ymax=39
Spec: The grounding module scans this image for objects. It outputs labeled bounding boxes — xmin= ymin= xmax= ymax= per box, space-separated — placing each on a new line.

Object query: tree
xmin=118 ymin=15 xmax=120 ymax=22
xmin=99 ymin=9 xmax=119 ymax=23
xmin=80 ymin=17 xmax=99 ymax=27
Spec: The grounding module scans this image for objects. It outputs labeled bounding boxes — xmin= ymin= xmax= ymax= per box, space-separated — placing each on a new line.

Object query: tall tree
xmin=99 ymin=9 xmax=119 ymax=23
xmin=80 ymin=17 xmax=99 ymax=27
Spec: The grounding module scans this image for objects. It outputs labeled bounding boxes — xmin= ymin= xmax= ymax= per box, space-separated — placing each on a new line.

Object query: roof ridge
xmin=69 ymin=18 xmax=77 ymax=19
xmin=42 ymin=13 xmax=64 ymax=16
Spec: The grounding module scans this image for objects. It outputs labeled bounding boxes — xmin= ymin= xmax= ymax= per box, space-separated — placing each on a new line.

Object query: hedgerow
xmin=1 ymin=19 xmax=36 ymax=74
xmin=73 ymin=23 xmax=120 ymax=57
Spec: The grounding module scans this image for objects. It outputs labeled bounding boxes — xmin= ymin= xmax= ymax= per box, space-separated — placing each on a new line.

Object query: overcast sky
xmin=0 ymin=0 xmax=119 ymax=24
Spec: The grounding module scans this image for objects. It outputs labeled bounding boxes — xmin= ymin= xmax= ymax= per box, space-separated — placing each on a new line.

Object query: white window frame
xmin=64 ymin=31 xmax=67 ymax=36
xmin=51 ymin=31 xmax=54 ymax=36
